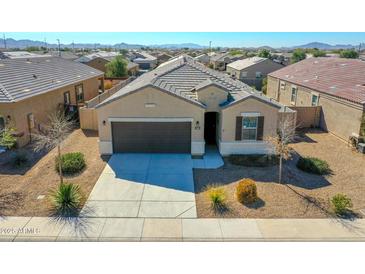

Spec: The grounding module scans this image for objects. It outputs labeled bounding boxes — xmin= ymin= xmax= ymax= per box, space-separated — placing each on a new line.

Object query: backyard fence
xmin=290 ymin=106 xmax=321 ymax=128
xmin=79 ymin=78 xmax=132 ymax=130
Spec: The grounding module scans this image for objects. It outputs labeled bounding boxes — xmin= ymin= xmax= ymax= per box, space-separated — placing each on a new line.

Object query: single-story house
xmin=154 ymin=53 xmax=173 ymax=65
xmin=266 ymin=57 xmax=365 ymax=141
xmin=226 ymin=57 xmax=284 ymax=90
xmin=76 ymin=52 xmax=139 ymax=76
xmin=0 ymin=57 xmax=104 ymax=147
xmin=209 ymin=52 xmax=245 ymax=71
xmin=130 ymin=51 xmax=157 ymax=70
xmin=95 ymin=55 xmax=294 ymax=156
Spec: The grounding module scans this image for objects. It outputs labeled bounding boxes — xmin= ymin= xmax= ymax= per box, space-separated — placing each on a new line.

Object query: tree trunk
xmin=279 ymin=155 xmax=283 ymax=184
xmin=57 ymin=144 xmax=63 ymax=185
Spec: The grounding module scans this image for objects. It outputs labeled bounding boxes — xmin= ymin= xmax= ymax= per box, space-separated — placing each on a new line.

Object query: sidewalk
xmin=1 ymin=216 xmax=365 ymax=241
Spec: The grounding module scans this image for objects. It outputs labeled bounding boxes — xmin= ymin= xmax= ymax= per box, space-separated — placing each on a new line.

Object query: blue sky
xmin=3 ymin=32 xmax=365 ymax=47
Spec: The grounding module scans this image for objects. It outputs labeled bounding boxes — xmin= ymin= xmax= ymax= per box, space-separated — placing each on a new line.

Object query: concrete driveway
xmin=82 ymin=153 xmax=197 ymax=218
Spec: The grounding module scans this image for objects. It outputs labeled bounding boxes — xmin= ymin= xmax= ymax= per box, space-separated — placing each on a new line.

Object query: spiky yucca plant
xmin=50 ymin=183 xmax=82 ymax=216
xmin=206 ymin=185 xmax=226 ymax=209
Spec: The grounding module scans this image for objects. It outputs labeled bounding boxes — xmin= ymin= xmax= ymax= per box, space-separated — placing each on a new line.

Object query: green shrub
xmin=0 ymin=128 xmax=17 ymax=149
xmin=235 ymin=178 xmax=258 ymax=205
xmin=50 ymin=183 xmax=82 ymax=216
xmin=331 ymin=194 xmax=353 ymax=216
xmin=206 ymin=185 xmax=226 ymax=209
xmin=296 ymin=156 xmax=331 ymax=175
xmin=229 ymin=154 xmax=279 ymax=167
xmin=11 ymin=151 xmax=29 ymax=168
xmin=55 ymin=152 xmax=86 ymax=175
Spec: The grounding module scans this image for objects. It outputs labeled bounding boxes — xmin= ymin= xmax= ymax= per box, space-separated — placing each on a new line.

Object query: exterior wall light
xmin=102 ymin=120 xmax=106 ymax=126
xmin=195 ymin=121 xmax=200 ymax=130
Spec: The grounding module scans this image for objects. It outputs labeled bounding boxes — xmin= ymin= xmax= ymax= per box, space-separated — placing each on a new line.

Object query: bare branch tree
xmin=32 ymin=111 xmax=74 ymax=184
xmin=267 ymin=114 xmax=297 ymax=184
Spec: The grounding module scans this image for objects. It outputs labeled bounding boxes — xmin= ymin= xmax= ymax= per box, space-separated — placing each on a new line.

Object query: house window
xmin=291 ymin=86 xmax=297 ymax=105
xmin=280 ymin=81 xmax=286 ymax=90
xmin=75 ymin=84 xmax=84 ymax=103
xmin=255 ymin=72 xmax=262 ymax=78
xmin=311 ymin=94 xmax=319 ymax=106
xmin=0 ymin=116 xmax=5 ymax=132
xmin=241 ymin=71 xmax=248 ymax=78
xmin=242 ymin=117 xmax=257 ymax=140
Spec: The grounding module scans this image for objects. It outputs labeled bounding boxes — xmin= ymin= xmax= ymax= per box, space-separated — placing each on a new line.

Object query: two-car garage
xmin=111 ymin=120 xmax=192 ymax=153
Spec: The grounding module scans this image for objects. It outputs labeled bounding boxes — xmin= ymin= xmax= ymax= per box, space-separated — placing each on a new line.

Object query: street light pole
xmin=57 ymin=39 xmax=61 ymax=57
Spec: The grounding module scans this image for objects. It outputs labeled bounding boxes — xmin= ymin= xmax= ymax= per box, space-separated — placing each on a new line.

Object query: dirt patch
xmin=0 ymin=129 xmax=109 ymax=216
xmin=194 ymin=129 xmax=365 ymax=218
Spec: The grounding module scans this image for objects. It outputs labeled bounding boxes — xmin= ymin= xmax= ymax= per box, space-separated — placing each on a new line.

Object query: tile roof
xmin=0 ymin=57 xmax=104 ymax=103
xmin=97 ymin=55 xmax=290 ymax=111
xmin=227 ymin=57 xmax=267 ymax=70
xmin=269 ymin=57 xmax=365 ymax=105
xmin=1 ymin=51 xmax=52 ymax=59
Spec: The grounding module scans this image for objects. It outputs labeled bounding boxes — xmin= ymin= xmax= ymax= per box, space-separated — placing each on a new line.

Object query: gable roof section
xmin=96 ymin=55 xmax=289 ymax=111
xmin=269 ymin=57 xmax=365 ymax=105
xmin=0 ymin=57 xmax=104 ymax=103
xmin=227 ymin=57 xmax=268 ymax=71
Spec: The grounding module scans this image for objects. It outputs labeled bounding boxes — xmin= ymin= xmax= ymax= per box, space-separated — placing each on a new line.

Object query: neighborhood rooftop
xmin=269 ymin=57 xmax=365 ymax=105
xmin=97 ymin=55 xmax=291 ymax=111
xmin=227 ymin=57 xmax=267 ymax=70
xmin=0 ymin=57 xmax=103 ymax=103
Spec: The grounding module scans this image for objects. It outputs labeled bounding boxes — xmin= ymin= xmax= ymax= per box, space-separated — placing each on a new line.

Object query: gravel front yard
xmin=0 ymin=129 xmax=109 ymax=216
xmin=194 ymin=130 xmax=365 ymax=218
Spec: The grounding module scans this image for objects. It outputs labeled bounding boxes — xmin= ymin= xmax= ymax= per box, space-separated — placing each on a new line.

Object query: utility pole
xmin=3 ymin=33 xmax=6 ymax=49
xmin=57 ymin=39 xmax=61 ymax=57
xmin=72 ymin=40 xmax=75 ymax=53
xmin=209 ymin=41 xmax=212 ymax=54
xmin=44 ymin=38 xmax=47 ymax=51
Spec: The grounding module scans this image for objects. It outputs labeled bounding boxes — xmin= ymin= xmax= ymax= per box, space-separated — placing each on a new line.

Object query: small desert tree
xmin=32 ymin=111 xmax=74 ymax=184
xmin=268 ymin=114 xmax=296 ymax=183
xmin=105 ymin=55 xmax=128 ymax=77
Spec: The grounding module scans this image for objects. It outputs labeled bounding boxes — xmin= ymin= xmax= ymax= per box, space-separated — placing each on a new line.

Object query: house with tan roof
xmin=226 ymin=57 xmax=284 ymax=90
xmin=95 ymin=55 xmax=294 ymax=156
xmin=76 ymin=52 xmax=139 ymax=76
xmin=266 ymin=57 xmax=365 ymax=141
xmin=0 ymin=57 xmax=104 ymax=147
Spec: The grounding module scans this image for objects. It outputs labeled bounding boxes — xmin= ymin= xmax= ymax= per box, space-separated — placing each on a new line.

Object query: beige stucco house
xmin=0 ymin=57 xmax=104 ymax=147
xmin=266 ymin=57 xmax=365 ymax=141
xmin=226 ymin=57 xmax=284 ymax=90
xmin=95 ymin=55 xmax=294 ymax=156
xmin=76 ymin=52 xmax=139 ymax=76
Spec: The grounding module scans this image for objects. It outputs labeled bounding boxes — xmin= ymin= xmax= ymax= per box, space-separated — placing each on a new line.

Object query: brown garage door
xmin=111 ymin=121 xmax=191 ymax=153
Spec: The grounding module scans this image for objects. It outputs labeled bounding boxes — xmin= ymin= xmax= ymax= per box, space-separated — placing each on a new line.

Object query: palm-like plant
xmin=50 ymin=183 xmax=82 ymax=216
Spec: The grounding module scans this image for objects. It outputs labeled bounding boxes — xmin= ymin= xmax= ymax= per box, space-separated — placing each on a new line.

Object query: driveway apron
xmin=82 ymin=153 xmax=197 ymax=218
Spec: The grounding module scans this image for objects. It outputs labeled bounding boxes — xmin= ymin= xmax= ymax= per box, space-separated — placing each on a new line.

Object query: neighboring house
xmin=0 ymin=57 xmax=104 ymax=147
xmin=266 ymin=57 xmax=365 ymax=141
xmin=271 ymin=52 xmax=293 ymax=66
xmin=226 ymin=57 xmax=284 ymax=90
xmin=0 ymin=51 xmax=52 ymax=59
xmin=194 ymin=53 xmax=211 ymax=65
xmin=76 ymin=52 xmax=139 ymax=76
xmin=95 ymin=55 xmax=294 ymax=156
xmin=209 ymin=52 xmax=245 ymax=71
xmin=154 ymin=53 xmax=173 ymax=65
xmin=130 ymin=51 xmax=157 ymax=70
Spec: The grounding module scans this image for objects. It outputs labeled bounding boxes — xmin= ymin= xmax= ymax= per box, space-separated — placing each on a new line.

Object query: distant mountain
xmin=290 ymin=42 xmax=358 ymax=50
xmin=0 ymin=38 xmax=206 ymax=50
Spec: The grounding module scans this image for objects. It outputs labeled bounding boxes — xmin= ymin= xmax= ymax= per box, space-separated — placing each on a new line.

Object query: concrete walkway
xmin=1 ymin=216 xmax=365 ymax=241
xmin=193 ymin=145 xmax=224 ymax=169
xmin=82 ymin=153 xmax=197 ymax=218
